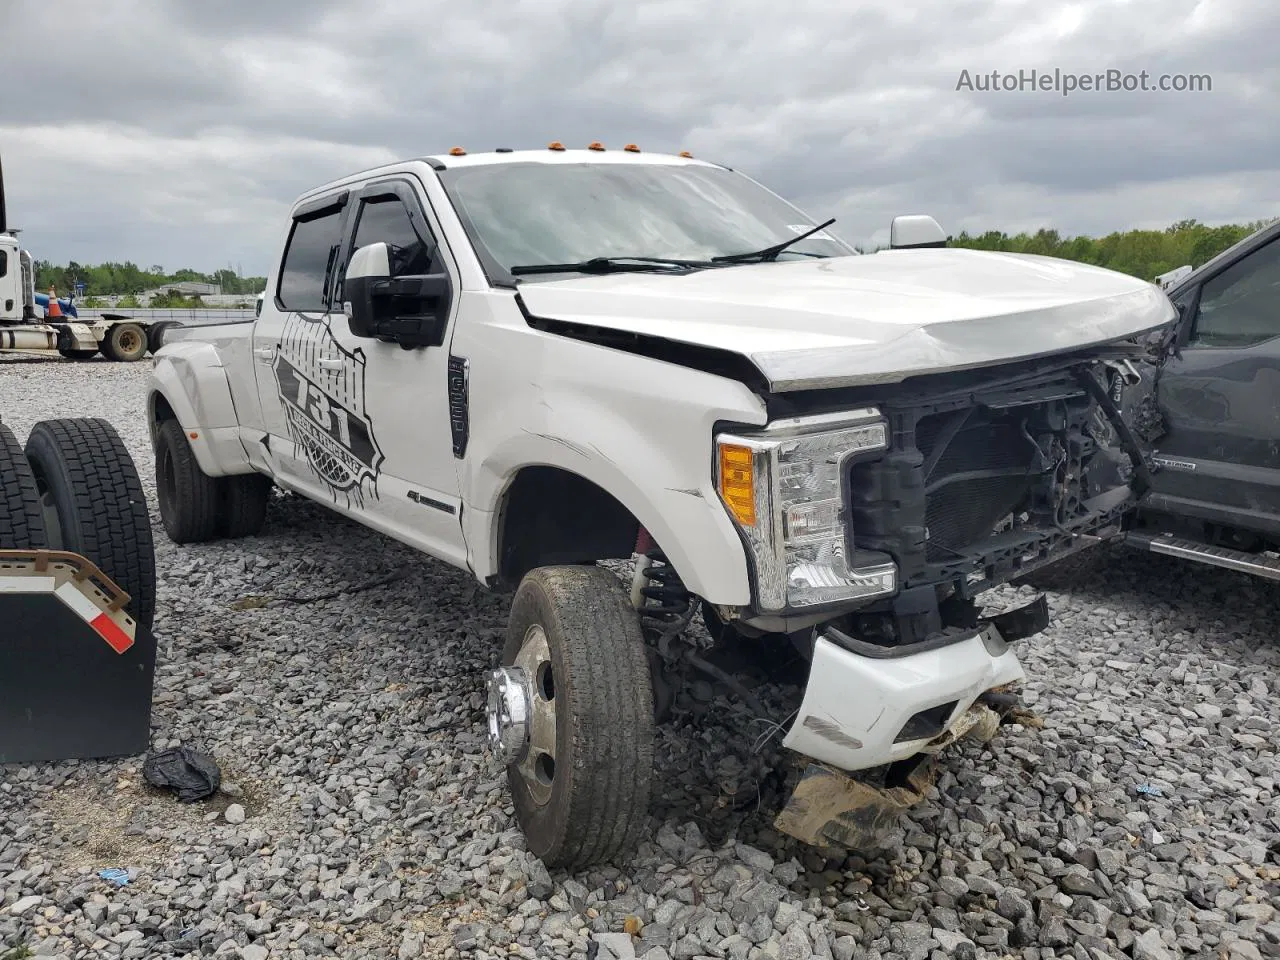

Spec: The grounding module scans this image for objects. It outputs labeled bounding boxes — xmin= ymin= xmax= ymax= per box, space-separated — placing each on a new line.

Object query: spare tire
xmin=25 ymin=418 xmax=157 ymax=628
xmin=0 ymin=421 xmax=47 ymax=549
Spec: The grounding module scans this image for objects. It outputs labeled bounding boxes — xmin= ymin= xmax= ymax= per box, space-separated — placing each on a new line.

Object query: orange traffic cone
xmin=46 ymin=286 xmax=63 ymax=319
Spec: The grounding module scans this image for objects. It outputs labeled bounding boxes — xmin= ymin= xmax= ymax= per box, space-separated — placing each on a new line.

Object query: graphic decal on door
xmin=273 ymin=312 xmax=384 ymax=506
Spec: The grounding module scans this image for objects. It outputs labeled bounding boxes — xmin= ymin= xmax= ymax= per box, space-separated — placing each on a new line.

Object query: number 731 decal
xmin=273 ymin=351 xmax=384 ymax=495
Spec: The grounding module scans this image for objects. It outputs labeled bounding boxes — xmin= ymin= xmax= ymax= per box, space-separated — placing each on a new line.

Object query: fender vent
xmin=447 ymin=355 xmax=469 ymax=459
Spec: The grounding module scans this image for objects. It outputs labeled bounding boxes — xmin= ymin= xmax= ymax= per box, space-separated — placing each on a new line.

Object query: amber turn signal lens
xmin=718 ymin=444 xmax=756 ymax=526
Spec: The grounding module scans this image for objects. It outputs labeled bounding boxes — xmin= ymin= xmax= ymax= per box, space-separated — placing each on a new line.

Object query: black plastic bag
xmin=141 ymin=746 xmax=222 ymax=802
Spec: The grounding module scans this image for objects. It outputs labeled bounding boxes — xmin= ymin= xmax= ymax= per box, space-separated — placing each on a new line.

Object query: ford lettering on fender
xmin=144 ymin=145 xmax=1177 ymax=869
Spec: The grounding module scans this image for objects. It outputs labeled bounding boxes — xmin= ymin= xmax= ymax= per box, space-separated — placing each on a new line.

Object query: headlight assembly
xmin=716 ymin=409 xmax=897 ymax=613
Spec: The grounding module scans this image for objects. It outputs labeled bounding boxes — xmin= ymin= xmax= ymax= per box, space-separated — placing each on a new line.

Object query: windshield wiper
xmin=509 ymin=256 xmax=706 ymax=276
xmin=710 ymin=218 xmax=838 ymax=264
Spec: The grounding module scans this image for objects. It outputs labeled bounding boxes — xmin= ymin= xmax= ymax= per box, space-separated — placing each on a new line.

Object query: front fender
xmin=148 ymin=342 xmax=252 ymax=476
xmin=460 ymin=335 xmax=769 ymax=605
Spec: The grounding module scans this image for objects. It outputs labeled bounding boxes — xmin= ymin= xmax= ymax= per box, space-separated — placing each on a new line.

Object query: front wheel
xmin=487 ymin=565 xmax=655 ymax=869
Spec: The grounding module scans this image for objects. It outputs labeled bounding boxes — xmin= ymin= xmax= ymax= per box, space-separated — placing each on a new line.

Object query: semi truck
xmin=0 ymin=157 xmax=165 ymax=361
xmin=146 ymin=142 xmax=1178 ymax=867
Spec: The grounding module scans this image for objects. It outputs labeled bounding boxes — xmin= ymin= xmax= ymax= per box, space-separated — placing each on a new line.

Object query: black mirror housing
xmin=344 ymin=242 xmax=451 ymax=348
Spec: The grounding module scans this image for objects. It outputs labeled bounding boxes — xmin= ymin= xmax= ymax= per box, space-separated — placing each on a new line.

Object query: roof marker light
xmin=623 ymin=143 xmax=640 ymax=152
xmin=587 ymin=141 xmax=605 ymax=151
xmin=548 ymin=141 xmax=565 ymax=151
xmin=449 ymin=146 xmax=466 ymax=156
xmin=678 ymin=150 xmax=694 ymax=158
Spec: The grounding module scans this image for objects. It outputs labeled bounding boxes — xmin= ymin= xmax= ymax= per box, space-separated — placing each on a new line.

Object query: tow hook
xmin=485 ymin=666 xmax=532 ymax=763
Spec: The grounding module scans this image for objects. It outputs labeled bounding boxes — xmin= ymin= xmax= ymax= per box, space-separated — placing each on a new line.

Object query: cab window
xmin=1193 ymin=236 xmax=1280 ymax=346
xmin=350 ymin=194 xmax=436 ymax=277
xmin=0 ymin=249 xmax=8 ymax=279
xmin=277 ymin=206 xmax=345 ymax=312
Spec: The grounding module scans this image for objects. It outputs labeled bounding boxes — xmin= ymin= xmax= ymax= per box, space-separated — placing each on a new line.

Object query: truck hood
xmin=515 ymin=248 xmax=1177 ymax=391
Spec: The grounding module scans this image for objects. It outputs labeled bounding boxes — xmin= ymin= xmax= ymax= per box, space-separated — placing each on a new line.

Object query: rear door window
xmin=277 ymin=206 xmax=346 ymax=312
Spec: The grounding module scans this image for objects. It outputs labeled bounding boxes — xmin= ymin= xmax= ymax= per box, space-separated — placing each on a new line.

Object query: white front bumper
xmin=781 ymin=625 xmax=1025 ymax=772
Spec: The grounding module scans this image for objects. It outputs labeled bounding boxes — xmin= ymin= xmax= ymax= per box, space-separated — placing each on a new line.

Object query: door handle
xmin=254 ymin=347 xmax=274 ymax=362
xmin=318 ymin=358 xmax=344 ymax=370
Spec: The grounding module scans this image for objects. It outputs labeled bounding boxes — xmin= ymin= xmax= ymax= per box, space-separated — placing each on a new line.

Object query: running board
xmin=1124 ymin=531 xmax=1280 ymax=581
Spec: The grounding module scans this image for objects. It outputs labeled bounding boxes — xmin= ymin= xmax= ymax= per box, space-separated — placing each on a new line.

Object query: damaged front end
xmin=772 ymin=595 xmax=1049 ymax=849
xmin=734 ymin=348 xmax=1158 ymax=849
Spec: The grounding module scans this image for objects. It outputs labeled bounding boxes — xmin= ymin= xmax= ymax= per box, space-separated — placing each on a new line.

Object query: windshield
xmin=436 ymin=161 xmax=853 ymax=284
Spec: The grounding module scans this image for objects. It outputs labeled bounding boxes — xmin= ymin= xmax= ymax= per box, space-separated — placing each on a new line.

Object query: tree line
xmin=29 ymin=217 xmax=1276 ymax=300
xmin=944 ymin=218 xmax=1275 ymax=281
xmin=31 ymin=260 xmax=267 ymax=298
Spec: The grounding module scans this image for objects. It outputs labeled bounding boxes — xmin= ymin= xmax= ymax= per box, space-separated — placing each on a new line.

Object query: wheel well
xmin=149 ymin=392 xmax=176 ymax=443
xmin=497 ymin=466 xmax=640 ymax=587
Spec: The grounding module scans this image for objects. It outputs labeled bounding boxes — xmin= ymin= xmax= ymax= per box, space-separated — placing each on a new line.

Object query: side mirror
xmin=889 ymin=215 xmax=948 ymax=250
xmin=1154 ymin=265 xmax=1193 ymax=291
xmin=343 ymin=241 xmax=452 ymax=348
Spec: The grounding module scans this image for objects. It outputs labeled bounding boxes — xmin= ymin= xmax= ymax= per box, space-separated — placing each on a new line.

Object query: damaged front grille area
xmin=845 ymin=360 xmax=1138 ymax=595
xmin=917 ymin=413 xmax=1039 ymax=562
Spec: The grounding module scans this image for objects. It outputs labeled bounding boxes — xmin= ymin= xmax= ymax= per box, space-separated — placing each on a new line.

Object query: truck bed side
xmin=148 ymin=321 xmax=261 ymax=477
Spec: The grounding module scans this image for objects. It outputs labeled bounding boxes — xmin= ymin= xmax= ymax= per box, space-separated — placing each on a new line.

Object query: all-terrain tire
xmin=58 ymin=348 xmax=98 ymax=360
xmin=101 ymin=323 xmax=148 ymax=362
xmin=154 ymin=418 xmax=221 ymax=545
xmin=503 ymin=565 xmax=655 ymax=869
xmin=0 ymin=421 xmax=47 ymax=549
xmin=217 ymin=472 xmax=272 ymax=539
xmin=24 ymin=418 xmax=157 ymax=628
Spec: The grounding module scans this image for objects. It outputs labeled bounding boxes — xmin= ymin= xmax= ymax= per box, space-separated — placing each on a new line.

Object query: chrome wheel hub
xmin=485 ymin=666 xmax=532 ymax=763
xmin=486 ymin=624 xmax=559 ymax=805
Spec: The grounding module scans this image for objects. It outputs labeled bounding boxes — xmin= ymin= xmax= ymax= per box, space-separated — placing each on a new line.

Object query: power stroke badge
xmin=273 ymin=312 xmax=384 ymax=505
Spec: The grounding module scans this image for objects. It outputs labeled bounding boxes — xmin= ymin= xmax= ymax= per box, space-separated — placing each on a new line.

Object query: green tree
xmin=34 ymin=259 xmax=267 ymax=298
xmin=948 ymin=217 xmax=1277 ymax=282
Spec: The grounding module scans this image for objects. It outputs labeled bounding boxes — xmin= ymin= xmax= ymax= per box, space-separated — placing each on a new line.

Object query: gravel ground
xmin=1 ymin=357 xmax=1277 ymax=960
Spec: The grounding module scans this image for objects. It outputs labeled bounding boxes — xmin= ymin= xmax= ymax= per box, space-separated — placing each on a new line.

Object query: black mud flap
xmin=774 ymin=755 xmax=937 ymax=849
xmin=0 ymin=550 xmax=156 ymax=765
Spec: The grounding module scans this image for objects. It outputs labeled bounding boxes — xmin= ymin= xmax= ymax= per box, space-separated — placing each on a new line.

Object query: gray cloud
xmin=3 ymin=0 xmax=1276 ymax=271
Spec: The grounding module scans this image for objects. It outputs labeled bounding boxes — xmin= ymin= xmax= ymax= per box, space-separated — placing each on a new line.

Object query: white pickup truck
xmin=148 ymin=145 xmax=1175 ymax=867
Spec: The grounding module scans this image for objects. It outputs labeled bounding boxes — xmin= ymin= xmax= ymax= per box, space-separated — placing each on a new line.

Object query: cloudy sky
xmin=4 ymin=0 xmax=1276 ymax=274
